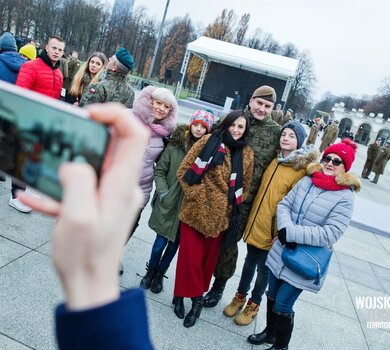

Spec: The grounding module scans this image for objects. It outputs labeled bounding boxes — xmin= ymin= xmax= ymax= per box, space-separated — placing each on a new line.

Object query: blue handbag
xmin=281 ymin=245 xmax=333 ymax=285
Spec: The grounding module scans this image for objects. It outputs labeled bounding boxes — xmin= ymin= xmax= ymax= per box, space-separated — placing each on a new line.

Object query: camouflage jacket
xmin=79 ymin=70 xmax=135 ymax=108
xmin=243 ymin=107 xmax=280 ymax=213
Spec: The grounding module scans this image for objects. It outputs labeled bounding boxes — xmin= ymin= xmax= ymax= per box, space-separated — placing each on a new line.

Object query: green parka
xmin=148 ymin=124 xmax=193 ymax=242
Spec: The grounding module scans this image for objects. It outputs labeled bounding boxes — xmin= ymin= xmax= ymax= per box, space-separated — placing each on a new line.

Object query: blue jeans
xmin=267 ymin=272 xmax=303 ymax=316
xmin=237 ymin=244 xmax=269 ymax=305
xmin=148 ymin=233 xmax=179 ymax=271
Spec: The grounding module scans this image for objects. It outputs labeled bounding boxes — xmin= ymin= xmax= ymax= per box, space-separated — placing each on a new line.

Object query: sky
xmin=131 ymin=0 xmax=389 ymax=101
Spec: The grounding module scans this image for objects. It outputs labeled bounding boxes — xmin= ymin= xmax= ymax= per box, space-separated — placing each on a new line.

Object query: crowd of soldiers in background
xmin=299 ymin=114 xmax=390 ymax=184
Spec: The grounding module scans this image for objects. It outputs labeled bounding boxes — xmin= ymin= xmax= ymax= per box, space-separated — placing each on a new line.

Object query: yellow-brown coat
xmin=177 ymin=134 xmax=254 ymax=238
xmin=243 ymin=146 xmax=319 ymax=250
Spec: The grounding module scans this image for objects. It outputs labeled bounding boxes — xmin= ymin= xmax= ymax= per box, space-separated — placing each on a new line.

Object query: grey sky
xmin=133 ymin=0 xmax=389 ymax=101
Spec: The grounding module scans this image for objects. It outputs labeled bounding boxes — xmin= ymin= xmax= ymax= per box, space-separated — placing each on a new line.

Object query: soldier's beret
xmin=115 ymin=47 xmax=134 ymax=70
xmin=252 ymin=85 xmax=276 ymax=103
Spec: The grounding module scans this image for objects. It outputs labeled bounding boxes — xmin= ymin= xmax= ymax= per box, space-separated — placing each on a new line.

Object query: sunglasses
xmin=322 ymin=155 xmax=343 ymax=166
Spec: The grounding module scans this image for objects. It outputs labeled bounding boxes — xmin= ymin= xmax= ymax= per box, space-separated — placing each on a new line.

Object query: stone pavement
xmin=0 ymin=106 xmax=389 ymax=349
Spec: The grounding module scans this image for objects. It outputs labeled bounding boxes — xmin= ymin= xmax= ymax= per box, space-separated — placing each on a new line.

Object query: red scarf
xmin=311 ymin=171 xmax=350 ymax=191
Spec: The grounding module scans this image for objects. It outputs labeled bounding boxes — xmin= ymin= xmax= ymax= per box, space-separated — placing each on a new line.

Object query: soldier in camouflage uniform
xmin=203 ymin=86 xmax=281 ymax=307
xmin=79 ymin=47 xmax=135 ymax=108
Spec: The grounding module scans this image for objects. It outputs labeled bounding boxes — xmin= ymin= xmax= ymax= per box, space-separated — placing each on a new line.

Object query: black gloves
xmin=277 ymin=228 xmax=287 ymax=244
xmin=278 ymin=227 xmax=297 ymax=249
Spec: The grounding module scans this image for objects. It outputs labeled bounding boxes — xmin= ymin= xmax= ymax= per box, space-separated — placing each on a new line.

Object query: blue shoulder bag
xmin=281 ymin=245 xmax=333 ymax=285
xmin=281 ymin=183 xmax=333 ymax=285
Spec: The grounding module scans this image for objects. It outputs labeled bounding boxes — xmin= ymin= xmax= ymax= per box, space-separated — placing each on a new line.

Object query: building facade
xmin=331 ymin=102 xmax=390 ymax=145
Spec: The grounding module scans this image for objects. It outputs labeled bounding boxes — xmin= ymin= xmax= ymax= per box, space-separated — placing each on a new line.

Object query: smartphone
xmin=0 ymin=81 xmax=110 ymax=200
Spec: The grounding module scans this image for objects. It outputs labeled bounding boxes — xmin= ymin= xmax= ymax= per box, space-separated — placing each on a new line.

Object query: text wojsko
xmin=355 ymin=296 xmax=390 ymax=309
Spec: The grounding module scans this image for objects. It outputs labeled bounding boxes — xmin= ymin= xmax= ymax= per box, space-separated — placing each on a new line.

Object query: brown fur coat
xmin=177 ymin=134 xmax=254 ymax=238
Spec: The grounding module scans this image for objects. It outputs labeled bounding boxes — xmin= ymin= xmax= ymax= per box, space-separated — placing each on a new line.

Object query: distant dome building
xmin=331 ymin=102 xmax=390 ymax=145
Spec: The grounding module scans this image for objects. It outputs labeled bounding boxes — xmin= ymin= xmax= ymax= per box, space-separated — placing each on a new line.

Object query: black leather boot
xmin=139 ymin=265 xmax=157 ymax=289
xmin=172 ymin=296 xmax=185 ymax=319
xmin=203 ymin=278 xmax=227 ymax=307
xmin=183 ymin=296 xmax=203 ymax=328
xmin=151 ymin=268 xmax=166 ymax=293
xmin=264 ymin=312 xmax=294 ymax=350
xmin=247 ymin=297 xmax=276 ymax=345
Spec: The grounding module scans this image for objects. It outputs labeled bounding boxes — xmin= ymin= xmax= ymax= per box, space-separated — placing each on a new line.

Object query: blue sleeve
xmin=55 ymin=288 xmax=154 ymax=350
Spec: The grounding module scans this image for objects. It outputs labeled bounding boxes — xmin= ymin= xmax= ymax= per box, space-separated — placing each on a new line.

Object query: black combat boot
xmin=203 ymin=278 xmax=227 ymax=307
xmin=183 ymin=296 xmax=204 ymax=328
xmin=172 ymin=296 xmax=185 ymax=319
xmin=264 ymin=312 xmax=294 ymax=350
xmin=139 ymin=265 xmax=157 ymax=289
xmin=247 ymin=297 xmax=276 ymax=345
xmin=151 ymin=268 xmax=166 ymax=293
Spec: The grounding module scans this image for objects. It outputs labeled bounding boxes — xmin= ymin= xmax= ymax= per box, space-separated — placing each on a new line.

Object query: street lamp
xmin=146 ymin=0 xmax=170 ymax=82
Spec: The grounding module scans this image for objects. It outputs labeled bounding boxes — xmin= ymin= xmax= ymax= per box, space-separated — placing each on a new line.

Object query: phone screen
xmin=0 ymin=82 xmax=109 ymax=200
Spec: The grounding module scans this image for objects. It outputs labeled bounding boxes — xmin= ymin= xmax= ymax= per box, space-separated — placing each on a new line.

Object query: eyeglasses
xmin=322 ymin=155 xmax=343 ymax=166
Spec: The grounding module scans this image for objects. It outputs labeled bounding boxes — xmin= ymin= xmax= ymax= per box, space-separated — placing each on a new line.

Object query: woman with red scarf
xmin=248 ymin=139 xmax=361 ymax=349
xmin=173 ymin=110 xmax=254 ymax=328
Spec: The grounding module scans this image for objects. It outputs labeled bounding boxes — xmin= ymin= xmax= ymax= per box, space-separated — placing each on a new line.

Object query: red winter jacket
xmin=16 ymin=52 xmax=63 ymax=99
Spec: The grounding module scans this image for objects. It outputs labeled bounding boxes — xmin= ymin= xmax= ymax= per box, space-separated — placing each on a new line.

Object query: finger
xmin=17 ymin=191 xmax=60 ymax=216
xmin=85 ymin=103 xmax=149 ymax=198
xmin=59 ymin=163 xmax=99 ymax=225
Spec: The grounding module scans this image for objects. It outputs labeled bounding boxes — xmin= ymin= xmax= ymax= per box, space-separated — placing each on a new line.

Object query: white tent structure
xmin=175 ymin=36 xmax=299 ymax=102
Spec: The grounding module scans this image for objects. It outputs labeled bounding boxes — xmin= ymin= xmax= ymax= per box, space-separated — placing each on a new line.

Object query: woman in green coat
xmin=140 ymin=110 xmax=214 ymax=293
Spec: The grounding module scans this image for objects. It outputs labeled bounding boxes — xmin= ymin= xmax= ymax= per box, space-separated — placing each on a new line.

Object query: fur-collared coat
xmin=243 ymin=146 xmax=319 ymax=251
xmin=130 ymin=86 xmax=177 ymax=207
xmin=266 ymin=163 xmax=361 ymax=293
xmin=177 ymin=134 xmax=254 ymax=238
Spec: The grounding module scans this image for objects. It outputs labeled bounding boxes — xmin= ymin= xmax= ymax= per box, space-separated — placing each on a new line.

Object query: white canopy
xmin=187 ymin=36 xmax=299 ymax=81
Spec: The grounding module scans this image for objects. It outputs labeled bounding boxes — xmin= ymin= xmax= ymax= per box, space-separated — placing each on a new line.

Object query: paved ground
xmin=0 ymin=104 xmax=389 ymax=349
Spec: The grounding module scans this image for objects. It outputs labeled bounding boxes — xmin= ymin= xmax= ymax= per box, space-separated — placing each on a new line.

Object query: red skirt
xmin=174 ymin=221 xmax=223 ymax=297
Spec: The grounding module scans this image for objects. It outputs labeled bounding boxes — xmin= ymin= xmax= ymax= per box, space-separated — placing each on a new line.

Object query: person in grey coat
xmin=247 ymin=138 xmax=361 ymax=350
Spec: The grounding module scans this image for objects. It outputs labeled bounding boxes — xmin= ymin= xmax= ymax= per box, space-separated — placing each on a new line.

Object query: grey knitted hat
xmin=281 ymin=120 xmax=307 ymax=149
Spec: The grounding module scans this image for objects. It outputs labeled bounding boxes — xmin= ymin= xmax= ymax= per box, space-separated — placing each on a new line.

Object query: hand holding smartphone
xmin=18 ymin=103 xmax=149 ymax=311
xmin=0 ymin=81 xmax=109 ymax=200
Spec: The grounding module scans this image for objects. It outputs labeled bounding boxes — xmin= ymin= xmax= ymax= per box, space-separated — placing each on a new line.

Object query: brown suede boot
xmin=234 ymin=299 xmax=259 ymax=326
xmin=223 ymin=292 xmax=246 ymax=317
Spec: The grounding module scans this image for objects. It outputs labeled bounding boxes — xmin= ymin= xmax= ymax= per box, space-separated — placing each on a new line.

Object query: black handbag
xmin=281 ymin=245 xmax=333 ymax=285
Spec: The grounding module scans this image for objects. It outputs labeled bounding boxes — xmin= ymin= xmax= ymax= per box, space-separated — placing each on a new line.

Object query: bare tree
xmin=159 ymin=15 xmax=195 ymax=84
xmin=286 ymin=50 xmax=317 ymax=115
xmin=234 ymin=13 xmax=250 ymax=45
xmin=204 ymin=9 xmax=236 ymax=42
xmin=280 ymin=42 xmax=299 ymax=58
